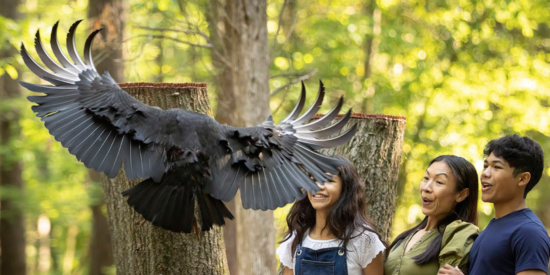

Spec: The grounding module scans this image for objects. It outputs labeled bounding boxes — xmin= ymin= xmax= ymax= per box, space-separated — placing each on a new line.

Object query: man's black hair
xmin=484 ymin=135 xmax=544 ymax=198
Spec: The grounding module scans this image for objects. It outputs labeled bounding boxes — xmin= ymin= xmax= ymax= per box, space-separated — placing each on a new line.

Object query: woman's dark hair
xmin=484 ymin=134 xmax=544 ymax=198
xmin=281 ymin=156 xmax=385 ymax=256
xmin=387 ymin=155 xmax=478 ymax=265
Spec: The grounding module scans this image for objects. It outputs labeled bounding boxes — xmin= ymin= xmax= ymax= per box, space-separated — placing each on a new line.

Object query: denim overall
xmin=294 ymin=240 xmax=348 ymax=275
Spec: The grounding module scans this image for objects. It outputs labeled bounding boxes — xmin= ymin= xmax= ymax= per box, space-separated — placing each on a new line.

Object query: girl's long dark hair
xmin=281 ymin=156 xmax=385 ymax=256
xmin=387 ymin=155 xmax=478 ymax=265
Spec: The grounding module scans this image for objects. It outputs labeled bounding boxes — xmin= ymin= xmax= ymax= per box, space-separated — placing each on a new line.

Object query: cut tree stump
xmin=101 ymin=82 xmax=229 ymax=275
xmin=277 ymin=113 xmax=406 ymax=274
xmin=318 ymin=113 xmax=406 ymax=243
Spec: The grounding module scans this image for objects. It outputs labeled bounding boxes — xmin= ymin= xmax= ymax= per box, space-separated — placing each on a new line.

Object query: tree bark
xmin=362 ymin=0 xmax=381 ymax=113
xmin=87 ymin=2 xmax=126 ymax=273
xmin=101 ymin=82 xmax=228 ymax=275
xmin=319 ymin=113 xmax=406 ymax=243
xmin=87 ymin=0 xmax=127 ymax=81
xmin=0 ymin=0 xmax=26 ymax=274
xmin=205 ymin=1 xmax=275 ymax=274
xmin=88 ymin=170 xmax=114 ymax=275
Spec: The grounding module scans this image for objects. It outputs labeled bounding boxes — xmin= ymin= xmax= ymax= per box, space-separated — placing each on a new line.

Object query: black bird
xmin=20 ymin=20 xmax=357 ymax=233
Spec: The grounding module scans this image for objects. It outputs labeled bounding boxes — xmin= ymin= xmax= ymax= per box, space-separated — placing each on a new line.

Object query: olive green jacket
xmin=384 ymin=220 xmax=479 ymax=275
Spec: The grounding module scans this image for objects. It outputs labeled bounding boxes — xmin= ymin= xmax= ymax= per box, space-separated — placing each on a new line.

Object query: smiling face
xmin=420 ymin=161 xmax=468 ymax=220
xmin=308 ymin=174 xmax=343 ymax=213
xmin=481 ymin=153 xmax=529 ymax=203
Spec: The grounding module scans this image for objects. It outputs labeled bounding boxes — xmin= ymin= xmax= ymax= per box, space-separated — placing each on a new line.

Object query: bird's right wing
xmin=21 ymin=20 xmax=190 ymax=182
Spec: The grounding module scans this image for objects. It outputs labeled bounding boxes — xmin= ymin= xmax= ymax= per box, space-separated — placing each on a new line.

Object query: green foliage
xmin=2 ymin=0 xmax=550 ymax=273
xmin=264 ymin=0 xmax=550 ymax=239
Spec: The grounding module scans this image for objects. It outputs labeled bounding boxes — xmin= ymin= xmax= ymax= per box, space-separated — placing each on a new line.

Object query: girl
xmin=277 ymin=156 xmax=385 ymax=275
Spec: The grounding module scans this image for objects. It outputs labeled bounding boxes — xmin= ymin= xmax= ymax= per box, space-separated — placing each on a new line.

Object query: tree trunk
xmin=88 ymin=170 xmax=114 ymax=275
xmin=87 ymin=0 xmax=126 ymax=81
xmin=101 ymin=82 xmax=228 ymax=275
xmin=87 ymin=2 xmax=126 ymax=274
xmin=0 ymin=0 xmax=26 ymax=274
xmin=206 ymin=1 xmax=275 ymax=274
xmin=362 ymin=0 xmax=381 ymax=114
xmin=319 ymin=113 xmax=406 ymax=243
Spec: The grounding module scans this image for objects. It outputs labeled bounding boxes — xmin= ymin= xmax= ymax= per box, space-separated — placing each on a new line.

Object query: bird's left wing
xmin=207 ymin=82 xmax=357 ymax=211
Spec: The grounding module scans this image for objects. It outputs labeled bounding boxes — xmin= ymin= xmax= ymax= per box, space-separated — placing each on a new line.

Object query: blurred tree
xmin=0 ymin=0 xmax=26 ymax=274
xmin=87 ymin=171 xmax=113 ymax=275
xmin=87 ymin=0 xmax=126 ymax=274
xmin=205 ymin=1 xmax=275 ymax=274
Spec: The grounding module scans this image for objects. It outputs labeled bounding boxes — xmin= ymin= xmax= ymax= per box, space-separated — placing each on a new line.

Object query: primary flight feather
xmin=20 ymin=20 xmax=357 ymax=233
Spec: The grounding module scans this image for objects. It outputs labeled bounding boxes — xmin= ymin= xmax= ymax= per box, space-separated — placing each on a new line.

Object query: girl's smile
xmin=307 ymin=173 xmax=343 ymax=212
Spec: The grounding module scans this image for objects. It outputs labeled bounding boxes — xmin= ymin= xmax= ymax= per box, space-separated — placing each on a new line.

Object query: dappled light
xmin=0 ymin=0 xmax=549 ymax=274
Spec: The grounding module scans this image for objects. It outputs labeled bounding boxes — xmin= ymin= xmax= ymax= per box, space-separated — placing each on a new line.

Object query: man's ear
xmin=456 ymin=188 xmax=470 ymax=203
xmin=517 ymin=172 xmax=531 ymax=188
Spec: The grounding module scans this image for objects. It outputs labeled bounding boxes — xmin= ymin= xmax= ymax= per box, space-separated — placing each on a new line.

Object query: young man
xmin=439 ymin=135 xmax=550 ymax=275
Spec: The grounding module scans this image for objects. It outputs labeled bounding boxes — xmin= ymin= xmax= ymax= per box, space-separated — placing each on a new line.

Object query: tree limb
xmin=137 ymin=33 xmax=233 ymax=69
xmin=271 ymin=1 xmax=299 ymax=59
xmin=133 ymin=25 xmax=211 ymax=43
xmin=271 ymin=0 xmax=288 ymax=50
xmin=269 ymin=68 xmax=318 ymax=97
xmin=270 ymin=71 xmax=316 ymax=78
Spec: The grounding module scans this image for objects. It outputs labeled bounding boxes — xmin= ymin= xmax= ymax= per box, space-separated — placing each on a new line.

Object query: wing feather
xmin=219 ymin=81 xmax=355 ymax=211
xmin=21 ymin=21 xmax=184 ymax=182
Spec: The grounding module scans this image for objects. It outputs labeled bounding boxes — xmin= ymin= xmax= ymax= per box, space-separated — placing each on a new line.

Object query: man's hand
xmin=438 ymin=264 xmax=464 ymax=275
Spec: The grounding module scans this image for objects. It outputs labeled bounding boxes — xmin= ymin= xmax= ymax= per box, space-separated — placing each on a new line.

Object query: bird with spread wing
xmin=20 ymin=20 xmax=357 ymax=233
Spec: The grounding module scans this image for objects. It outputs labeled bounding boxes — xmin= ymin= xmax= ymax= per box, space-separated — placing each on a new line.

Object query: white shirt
xmin=276 ymin=228 xmax=385 ymax=275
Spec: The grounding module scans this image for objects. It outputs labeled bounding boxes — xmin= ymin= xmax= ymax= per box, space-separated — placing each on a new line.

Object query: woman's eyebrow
xmin=435 ymin=172 xmax=448 ymax=178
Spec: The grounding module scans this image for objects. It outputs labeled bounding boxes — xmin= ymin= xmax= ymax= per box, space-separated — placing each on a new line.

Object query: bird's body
xmin=20 ymin=20 xmax=357 ymax=233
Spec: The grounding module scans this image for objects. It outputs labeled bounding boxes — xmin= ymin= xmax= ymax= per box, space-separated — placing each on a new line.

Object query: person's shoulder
xmin=445 ymin=220 xmax=480 ymax=235
xmin=349 ymin=226 xmax=385 ymax=250
xmin=351 ymin=227 xmax=379 ymax=242
xmin=277 ymin=231 xmax=297 ymax=251
xmin=277 ymin=231 xmax=298 ymax=269
xmin=442 ymin=220 xmax=479 ymax=247
xmin=514 ymin=220 xmax=550 ymax=240
xmin=519 ymin=208 xmax=546 ymax=225
xmin=350 ymin=226 xmax=386 ymax=268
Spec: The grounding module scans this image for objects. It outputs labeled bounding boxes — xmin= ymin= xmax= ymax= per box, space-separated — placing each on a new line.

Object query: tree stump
xmin=318 ymin=113 xmax=406 ymax=243
xmin=101 ymin=82 xmax=228 ymax=275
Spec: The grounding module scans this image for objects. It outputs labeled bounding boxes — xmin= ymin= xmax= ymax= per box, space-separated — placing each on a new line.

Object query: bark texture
xmin=319 ymin=113 xmax=406 ymax=243
xmin=87 ymin=0 xmax=127 ymax=81
xmin=205 ymin=1 xmax=275 ymax=274
xmin=101 ymin=83 xmax=228 ymax=275
xmin=87 ymin=1 xmax=126 ymax=273
xmin=0 ymin=0 xmax=26 ymax=274
xmin=88 ymin=170 xmax=114 ymax=275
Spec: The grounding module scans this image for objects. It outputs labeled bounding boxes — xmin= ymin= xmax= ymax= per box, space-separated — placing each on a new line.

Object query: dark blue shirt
xmin=469 ymin=208 xmax=550 ymax=275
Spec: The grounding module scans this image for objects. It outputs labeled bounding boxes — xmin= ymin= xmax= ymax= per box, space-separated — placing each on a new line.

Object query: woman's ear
xmin=456 ymin=188 xmax=470 ymax=203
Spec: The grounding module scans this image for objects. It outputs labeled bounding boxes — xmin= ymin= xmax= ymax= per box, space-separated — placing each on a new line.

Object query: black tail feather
xmin=122 ymin=174 xmax=234 ymax=233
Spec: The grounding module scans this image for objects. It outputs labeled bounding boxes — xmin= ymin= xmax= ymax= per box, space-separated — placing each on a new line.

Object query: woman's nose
xmin=316 ymin=181 xmax=326 ymax=189
xmin=421 ymin=181 xmax=432 ymax=193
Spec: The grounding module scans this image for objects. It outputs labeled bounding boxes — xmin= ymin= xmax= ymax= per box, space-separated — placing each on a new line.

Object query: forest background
xmin=0 ymin=0 xmax=549 ymax=274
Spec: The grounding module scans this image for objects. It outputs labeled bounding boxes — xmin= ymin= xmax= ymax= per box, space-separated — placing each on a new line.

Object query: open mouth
xmin=422 ymin=197 xmax=433 ymax=205
xmin=312 ymin=194 xmax=328 ymax=199
xmin=481 ymin=182 xmax=492 ymax=191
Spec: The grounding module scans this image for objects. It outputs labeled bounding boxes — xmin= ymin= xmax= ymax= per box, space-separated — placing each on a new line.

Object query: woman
xmin=277 ymin=156 xmax=385 ymax=275
xmin=384 ymin=155 xmax=479 ymax=274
